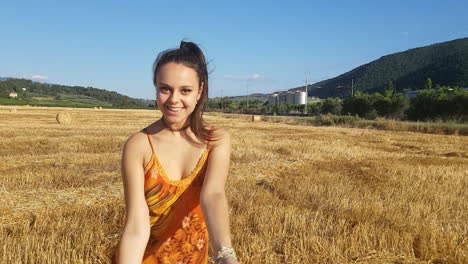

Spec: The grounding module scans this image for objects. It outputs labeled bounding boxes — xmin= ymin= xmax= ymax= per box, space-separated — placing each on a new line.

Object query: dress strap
xmin=143 ymin=127 xmax=155 ymax=154
xmin=206 ymin=125 xmax=215 ymax=150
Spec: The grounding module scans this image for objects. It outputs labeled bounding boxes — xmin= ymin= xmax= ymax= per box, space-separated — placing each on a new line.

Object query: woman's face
xmin=155 ymin=62 xmax=202 ymax=126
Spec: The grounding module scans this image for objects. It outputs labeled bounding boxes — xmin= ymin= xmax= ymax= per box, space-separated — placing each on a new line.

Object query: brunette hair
xmin=152 ymin=40 xmax=213 ymax=144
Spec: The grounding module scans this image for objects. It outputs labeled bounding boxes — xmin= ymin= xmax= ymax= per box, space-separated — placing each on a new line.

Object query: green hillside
xmin=0 ymin=78 xmax=154 ymax=109
xmin=295 ymin=37 xmax=468 ymax=98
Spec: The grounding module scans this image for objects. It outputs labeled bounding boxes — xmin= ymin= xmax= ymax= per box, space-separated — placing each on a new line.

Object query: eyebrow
xmin=157 ymin=82 xmax=194 ymax=89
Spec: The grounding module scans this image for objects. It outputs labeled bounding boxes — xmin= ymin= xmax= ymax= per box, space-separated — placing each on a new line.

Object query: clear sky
xmin=1 ymin=1 xmax=467 ymax=100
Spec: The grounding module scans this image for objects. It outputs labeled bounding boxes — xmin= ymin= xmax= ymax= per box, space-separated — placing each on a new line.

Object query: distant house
xmin=404 ymin=87 xmax=468 ymax=99
xmin=403 ymin=90 xmax=418 ymax=99
xmin=9 ymin=92 xmax=18 ymax=98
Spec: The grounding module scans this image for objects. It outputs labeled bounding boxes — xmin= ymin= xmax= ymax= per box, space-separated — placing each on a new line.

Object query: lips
xmin=165 ymin=105 xmax=183 ymax=113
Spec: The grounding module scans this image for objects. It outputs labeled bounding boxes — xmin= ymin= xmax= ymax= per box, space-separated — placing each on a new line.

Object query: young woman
xmin=112 ymin=41 xmax=239 ymax=264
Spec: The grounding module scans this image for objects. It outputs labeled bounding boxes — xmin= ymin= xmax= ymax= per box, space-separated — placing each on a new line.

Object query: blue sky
xmin=1 ymin=1 xmax=467 ymax=99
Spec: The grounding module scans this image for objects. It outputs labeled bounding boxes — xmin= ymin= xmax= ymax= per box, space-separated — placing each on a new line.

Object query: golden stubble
xmin=0 ymin=105 xmax=467 ymax=263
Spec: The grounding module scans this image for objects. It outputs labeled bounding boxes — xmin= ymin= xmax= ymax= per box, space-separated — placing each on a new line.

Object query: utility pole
xmin=304 ymin=71 xmax=310 ymax=115
xmin=221 ymin=87 xmax=224 ymax=111
xmin=245 ymin=78 xmax=249 ymax=109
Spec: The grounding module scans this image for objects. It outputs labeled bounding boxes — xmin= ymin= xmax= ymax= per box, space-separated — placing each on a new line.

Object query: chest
xmin=153 ymin=142 xmax=208 ymax=181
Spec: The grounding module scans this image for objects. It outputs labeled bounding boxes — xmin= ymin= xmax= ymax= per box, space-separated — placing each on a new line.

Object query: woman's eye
xmin=182 ymin=89 xmax=192 ymax=93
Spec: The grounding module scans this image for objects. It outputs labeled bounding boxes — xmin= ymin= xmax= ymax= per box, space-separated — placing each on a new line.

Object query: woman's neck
xmin=160 ymin=116 xmax=191 ymax=133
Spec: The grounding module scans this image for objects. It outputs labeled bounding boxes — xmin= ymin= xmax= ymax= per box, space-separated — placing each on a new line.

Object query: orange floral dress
xmin=112 ymin=125 xmax=214 ymax=264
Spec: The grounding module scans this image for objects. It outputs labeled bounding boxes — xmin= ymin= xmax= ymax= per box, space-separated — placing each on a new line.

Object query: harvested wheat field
xmin=0 ymin=105 xmax=467 ymax=264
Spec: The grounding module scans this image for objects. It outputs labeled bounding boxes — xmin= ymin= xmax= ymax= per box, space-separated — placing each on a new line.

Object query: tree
xmin=389 ymin=93 xmax=409 ymax=119
xmin=384 ymin=88 xmax=393 ymax=98
xmin=321 ymin=98 xmax=342 ymax=115
xmin=425 ymin=78 xmax=433 ymax=90
xmin=406 ymin=89 xmax=438 ymax=121
xmin=387 ymin=80 xmax=397 ymax=93
xmin=342 ymin=91 xmax=373 ymax=118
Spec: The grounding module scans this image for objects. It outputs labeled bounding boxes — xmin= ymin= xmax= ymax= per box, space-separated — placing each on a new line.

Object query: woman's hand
xmin=214 ymin=257 xmax=239 ymax=264
xmin=223 ymin=257 xmax=239 ymax=264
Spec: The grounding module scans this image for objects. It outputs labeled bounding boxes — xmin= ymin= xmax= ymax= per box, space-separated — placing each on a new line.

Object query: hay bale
xmin=93 ymin=107 xmax=98 ymax=110
xmin=255 ymin=176 xmax=265 ymax=185
xmin=56 ymin=111 xmax=73 ymax=124
xmin=10 ymin=108 xmax=17 ymax=113
xmin=251 ymin=115 xmax=261 ymax=122
xmin=98 ymin=106 xmax=102 ymax=110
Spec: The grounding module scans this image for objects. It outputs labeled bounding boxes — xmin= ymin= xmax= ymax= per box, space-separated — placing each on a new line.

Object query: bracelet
xmin=209 ymin=246 xmax=238 ymax=263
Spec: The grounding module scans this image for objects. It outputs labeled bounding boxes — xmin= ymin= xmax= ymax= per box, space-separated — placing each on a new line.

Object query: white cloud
xmin=222 ymin=73 xmax=264 ymax=81
xmin=223 ymin=74 xmax=235 ymax=79
xmin=251 ymin=73 xmax=260 ymax=80
xmin=31 ymin=75 xmax=49 ymax=81
xmin=17 ymin=74 xmax=49 ymax=82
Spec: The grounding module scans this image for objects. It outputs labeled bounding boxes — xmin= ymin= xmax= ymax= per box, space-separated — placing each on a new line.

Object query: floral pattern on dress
xmin=156 ymin=212 xmax=209 ymax=264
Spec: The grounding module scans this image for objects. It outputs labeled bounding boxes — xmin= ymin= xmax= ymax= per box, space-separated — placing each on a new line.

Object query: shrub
xmin=321 ymin=98 xmax=343 ymax=115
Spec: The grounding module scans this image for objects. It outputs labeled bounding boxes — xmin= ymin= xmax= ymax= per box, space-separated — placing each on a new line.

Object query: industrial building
xmin=268 ymin=90 xmax=307 ymax=105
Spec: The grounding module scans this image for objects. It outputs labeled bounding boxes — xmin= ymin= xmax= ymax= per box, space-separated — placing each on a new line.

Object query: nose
xmin=168 ymin=90 xmax=180 ymax=104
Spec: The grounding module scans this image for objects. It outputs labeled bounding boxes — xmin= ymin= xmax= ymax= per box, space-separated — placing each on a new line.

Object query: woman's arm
xmin=200 ymin=128 xmax=239 ymax=264
xmin=116 ymin=134 xmax=150 ymax=264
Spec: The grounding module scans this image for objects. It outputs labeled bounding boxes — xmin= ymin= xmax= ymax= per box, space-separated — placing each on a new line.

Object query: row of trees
xmin=343 ymin=86 xmax=467 ymax=121
xmin=207 ymin=86 xmax=468 ymax=122
xmin=0 ymin=78 xmax=148 ymax=108
xmin=3 ymin=78 xmax=465 ymax=122
xmin=407 ymin=86 xmax=467 ymax=121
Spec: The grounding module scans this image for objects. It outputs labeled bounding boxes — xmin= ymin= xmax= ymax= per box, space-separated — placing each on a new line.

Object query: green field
xmin=0 ymin=96 xmax=112 ymax=108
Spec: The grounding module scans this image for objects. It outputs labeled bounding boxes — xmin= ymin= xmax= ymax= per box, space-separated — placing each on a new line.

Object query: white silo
xmin=294 ymin=91 xmax=307 ymax=105
xmin=286 ymin=92 xmax=295 ymax=104
xmin=279 ymin=92 xmax=288 ymax=104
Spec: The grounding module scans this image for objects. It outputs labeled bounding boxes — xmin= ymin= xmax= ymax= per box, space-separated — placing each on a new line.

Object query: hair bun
xmin=180 ymin=41 xmax=190 ymax=49
xmin=180 ymin=41 xmax=193 ymax=50
xmin=180 ymin=41 xmax=202 ymax=56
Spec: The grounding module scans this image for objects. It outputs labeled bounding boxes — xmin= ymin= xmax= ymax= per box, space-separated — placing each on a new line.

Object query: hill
xmin=291 ymin=37 xmax=468 ymax=98
xmin=211 ymin=93 xmax=270 ymax=104
xmin=0 ymin=78 xmax=154 ymax=108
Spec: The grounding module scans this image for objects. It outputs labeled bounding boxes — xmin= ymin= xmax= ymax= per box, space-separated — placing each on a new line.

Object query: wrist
xmin=209 ymin=246 xmax=238 ymax=263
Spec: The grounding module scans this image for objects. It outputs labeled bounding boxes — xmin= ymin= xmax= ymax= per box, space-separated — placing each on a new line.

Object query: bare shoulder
xmin=209 ymin=126 xmax=231 ymax=149
xmin=122 ymin=129 xmax=151 ymax=156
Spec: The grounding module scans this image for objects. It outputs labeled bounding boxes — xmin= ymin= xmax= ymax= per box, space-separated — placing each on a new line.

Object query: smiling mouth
xmin=165 ymin=106 xmax=184 ymax=112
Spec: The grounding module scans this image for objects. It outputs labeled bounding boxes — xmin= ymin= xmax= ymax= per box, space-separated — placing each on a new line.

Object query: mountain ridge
xmin=290 ymin=37 xmax=468 ymax=98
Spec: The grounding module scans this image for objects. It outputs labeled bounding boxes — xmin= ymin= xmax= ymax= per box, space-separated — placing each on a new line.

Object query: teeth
xmin=167 ymin=106 xmax=183 ymax=112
